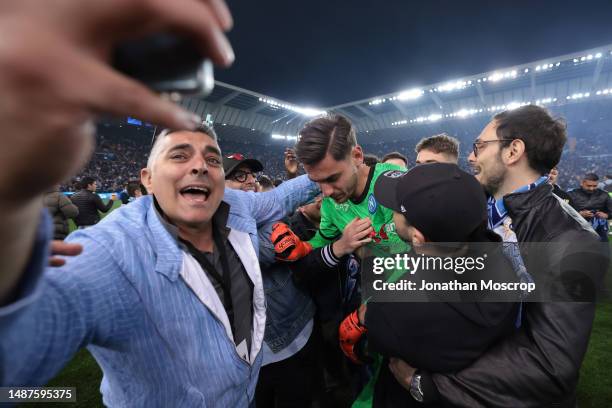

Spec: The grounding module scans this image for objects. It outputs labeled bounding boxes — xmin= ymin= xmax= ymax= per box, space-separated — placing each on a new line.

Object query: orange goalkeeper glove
xmin=271 ymin=222 xmax=313 ymax=261
xmin=339 ymin=309 xmax=368 ymax=364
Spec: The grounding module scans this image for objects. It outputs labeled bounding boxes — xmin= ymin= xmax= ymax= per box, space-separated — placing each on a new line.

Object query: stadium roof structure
xmin=178 ymin=42 xmax=612 ymax=142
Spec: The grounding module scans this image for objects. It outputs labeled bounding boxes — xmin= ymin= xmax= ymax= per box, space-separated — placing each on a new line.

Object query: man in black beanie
xmin=338 ymin=163 xmax=520 ymax=407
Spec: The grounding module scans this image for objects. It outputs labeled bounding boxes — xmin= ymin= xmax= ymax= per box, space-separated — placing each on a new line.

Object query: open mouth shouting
xmin=180 ymin=184 xmax=211 ymax=205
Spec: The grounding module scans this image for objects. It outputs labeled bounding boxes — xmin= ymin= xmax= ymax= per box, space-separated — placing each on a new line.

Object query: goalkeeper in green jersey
xmin=270 ymin=115 xmax=409 ymax=379
xmin=271 ymin=114 xmax=408 ymax=270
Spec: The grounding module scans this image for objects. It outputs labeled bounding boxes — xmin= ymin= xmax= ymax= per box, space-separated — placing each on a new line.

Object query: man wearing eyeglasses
xmin=385 ymin=105 xmax=608 ymax=407
xmin=224 ymin=153 xmax=262 ymax=192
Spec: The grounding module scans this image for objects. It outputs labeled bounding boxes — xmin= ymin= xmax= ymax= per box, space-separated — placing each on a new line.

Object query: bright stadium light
xmin=271 ymin=134 xmax=298 ymax=141
xmin=396 ymin=88 xmax=423 ymax=101
xmin=260 ymin=97 xmax=325 ymax=117
xmin=451 ymin=108 xmax=480 ymax=119
xmin=437 ymin=80 xmax=468 ymax=92
xmin=535 ymin=97 xmax=555 ymax=106
xmin=293 ymin=106 xmax=326 ymax=117
xmin=566 ymin=92 xmax=591 ymax=100
xmin=487 ymin=70 xmax=517 ymax=82
xmin=369 ymin=98 xmax=386 ymax=105
xmin=409 ymin=113 xmax=442 ymax=124
xmin=596 ymin=52 xmax=603 ymax=58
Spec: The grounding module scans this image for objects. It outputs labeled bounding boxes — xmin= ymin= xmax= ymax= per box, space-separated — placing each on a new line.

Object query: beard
xmin=480 ymin=155 xmax=507 ymax=196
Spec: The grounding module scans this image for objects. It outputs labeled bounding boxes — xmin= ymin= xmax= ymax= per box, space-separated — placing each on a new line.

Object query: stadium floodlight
xmin=596 ymin=52 xmax=603 ymax=58
xmin=392 ymin=119 xmax=408 ymax=126
xmin=536 ymin=97 xmax=554 ymax=106
xmin=369 ymin=98 xmax=386 ymax=105
xmin=567 ymin=92 xmax=590 ymax=100
xmin=437 ymin=80 xmax=468 ymax=92
xmin=260 ymin=98 xmax=325 ymax=117
xmin=397 ymin=88 xmax=423 ymax=101
xmin=487 ymin=70 xmax=516 ymax=82
xmin=271 ymin=134 xmax=298 ymax=141
xmin=524 ymin=68 xmax=529 ymax=73
xmin=293 ymin=106 xmax=326 ymax=117
xmin=452 ymin=108 xmax=479 ymax=119
xmin=506 ymin=101 xmax=530 ymax=110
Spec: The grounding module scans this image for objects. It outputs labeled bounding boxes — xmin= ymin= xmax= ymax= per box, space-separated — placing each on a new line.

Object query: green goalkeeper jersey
xmin=309 ymin=162 xmax=408 ymax=254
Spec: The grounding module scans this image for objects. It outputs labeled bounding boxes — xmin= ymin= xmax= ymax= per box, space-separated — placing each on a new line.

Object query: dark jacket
xmin=70 ymin=189 xmax=114 ymax=226
xmin=368 ymin=230 xmax=520 ymax=408
xmin=552 ymin=183 xmax=573 ymax=206
xmin=568 ymin=187 xmax=612 ymax=215
xmin=44 ymin=190 xmax=79 ymax=240
xmin=432 ymin=183 xmax=608 ymax=407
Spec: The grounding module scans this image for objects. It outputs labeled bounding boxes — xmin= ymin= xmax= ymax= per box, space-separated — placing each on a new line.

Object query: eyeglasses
xmin=231 ymin=170 xmax=256 ymax=182
xmin=472 ymin=139 xmax=512 ymax=157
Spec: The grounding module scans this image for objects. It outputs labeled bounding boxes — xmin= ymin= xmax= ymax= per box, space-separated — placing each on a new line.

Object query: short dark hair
xmin=363 ymin=154 xmax=380 ymax=167
xmin=127 ymin=181 xmax=142 ymax=197
xmin=258 ymin=175 xmax=274 ymax=190
xmin=295 ymin=114 xmax=356 ymax=166
xmin=415 ymin=134 xmax=459 ymax=158
xmin=584 ymin=173 xmax=599 ymax=182
xmin=493 ymin=105 xmax=566 ymax=175
xmin=80 ymin=176 xmax=96 ymax=189
xmin=149 ymin=123 xmax=218 ymax=168
xmin=273 ymin=178 xmax=283 ymax=187
xmin=382 ymin=151 xmax=408 ymax=166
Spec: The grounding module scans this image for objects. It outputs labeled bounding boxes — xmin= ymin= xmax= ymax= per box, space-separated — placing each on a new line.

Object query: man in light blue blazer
xmin=0 ymin=124 xmax=319 ymax=407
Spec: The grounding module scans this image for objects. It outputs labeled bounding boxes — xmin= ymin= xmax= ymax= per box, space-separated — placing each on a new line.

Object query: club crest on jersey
xmin=368 ymin=194 xmax=377 ymax=213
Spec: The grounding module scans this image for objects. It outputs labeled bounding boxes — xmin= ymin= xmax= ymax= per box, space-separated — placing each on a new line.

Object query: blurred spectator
xmin=381 ymin=151 xmax=408 ymax=167
xmin=223 ymin=153 xmax=263 ymax=192
xmin=258 ymin=175 xmax=275 ymax=192
xmin=415 ymin=134 xmax=459 ymax=164
xmin=548 ymin=167 xmax=572 ymax=205
xmin=127 ymin=181 xmax=146 ymax=201
xmin=568 ymin=173 xmax=611 ymax=242
xmin=70 ymin=176 xmax=114 ymax=228
xmin=44 ymin=186 xmax=79 ymax=240
xmin=363 ymin=154 xmax=380 ymax=167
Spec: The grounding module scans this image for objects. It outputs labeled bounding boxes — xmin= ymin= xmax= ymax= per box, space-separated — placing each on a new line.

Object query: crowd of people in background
xmin=61 ymin=123 xmax=611 ymax=194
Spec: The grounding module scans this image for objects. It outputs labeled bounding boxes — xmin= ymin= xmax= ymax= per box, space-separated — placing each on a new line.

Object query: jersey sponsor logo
xmin=333 ymin=202 xmax=350 ymax=211
xmin=368 ymin=194 xmax=377 ymax=213
xmin=371 ymin=223 xmax=390 ymax=243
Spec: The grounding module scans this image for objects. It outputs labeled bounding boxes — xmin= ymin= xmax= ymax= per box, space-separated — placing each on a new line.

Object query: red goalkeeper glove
xmin=339 ymin=309 xmax=368 ymax=364
xmin=271 ymin=222 xmax=313 ymax=261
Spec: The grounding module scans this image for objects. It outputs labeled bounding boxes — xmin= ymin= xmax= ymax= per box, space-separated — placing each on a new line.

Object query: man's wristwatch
xmin=409 ymin=370 xmax=424 ymax=402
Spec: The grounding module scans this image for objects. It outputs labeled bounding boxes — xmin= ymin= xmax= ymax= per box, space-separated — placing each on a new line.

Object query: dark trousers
xmin=255 ymin=331 xmax=318 ymax=408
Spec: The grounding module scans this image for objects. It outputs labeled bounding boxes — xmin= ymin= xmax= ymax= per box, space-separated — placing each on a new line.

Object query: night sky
xmin=216 ymin=0 xmax=612 ymax=107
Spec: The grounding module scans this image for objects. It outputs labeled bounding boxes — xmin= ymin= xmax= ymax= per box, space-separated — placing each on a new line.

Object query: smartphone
xmin=112 ymin=33 xmax=214 ymax=96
